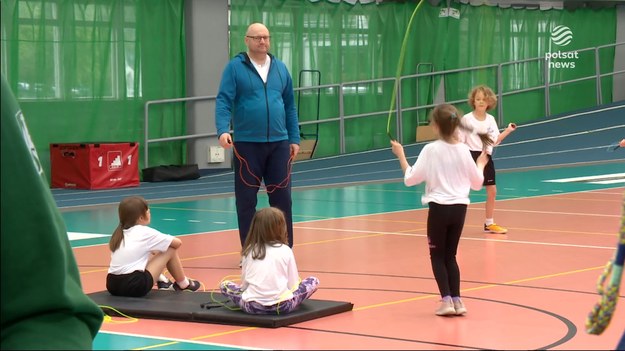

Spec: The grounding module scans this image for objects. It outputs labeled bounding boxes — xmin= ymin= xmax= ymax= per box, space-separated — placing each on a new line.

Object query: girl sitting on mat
xmin=390 ymin=104 xmax=490 ymax=316
xmin=220 ymin=207 xmax=319 ymax=314
xmin=106 ymin=196 xmax=200 ymax=297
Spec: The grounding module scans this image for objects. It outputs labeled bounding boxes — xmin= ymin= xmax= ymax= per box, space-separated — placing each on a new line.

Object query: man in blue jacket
xmin=215 ymin=22 xmax=300 ymax=252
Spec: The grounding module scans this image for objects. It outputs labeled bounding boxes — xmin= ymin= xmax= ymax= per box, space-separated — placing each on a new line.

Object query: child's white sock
xmin=177 ymin=278 xmax=190 ymax=289
xmin=159 ymin=274 xmax=169 ymax=283
xmin=485 ymin=218 xmax=494 ymax=226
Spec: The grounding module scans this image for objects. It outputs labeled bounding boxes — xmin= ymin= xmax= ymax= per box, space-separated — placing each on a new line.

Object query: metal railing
xmin=144 ymin=41 xmax=624 ymax=167
xmin=143 ymin=95 xmax=216 ymax=167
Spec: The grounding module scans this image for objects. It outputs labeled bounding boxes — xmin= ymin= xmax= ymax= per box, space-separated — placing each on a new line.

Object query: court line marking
xmin=543 ymin=172 xmax=625 ymax=183
xmin=466 ymin=207 xmax=619 ymax=217
xmin=293 ymin=226 xmax=616 ymax=250
xmin=353 ymin=264 xmax=605 ymax=312
xmin=97 ymin=330 xmax=264 ymax=350
xmin=68 ymin=232 xmax=109 ymax=241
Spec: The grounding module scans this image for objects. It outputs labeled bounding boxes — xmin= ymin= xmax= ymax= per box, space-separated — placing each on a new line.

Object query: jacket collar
xmin=240 ymin=52 xmax=274 ymax=66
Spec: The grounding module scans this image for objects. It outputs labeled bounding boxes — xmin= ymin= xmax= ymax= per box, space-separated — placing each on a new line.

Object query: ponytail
xmin=457 ymin=122 xmax=494 ymax=147
xmin=109 ymin=223 xmax=124 ymax=252
xmin=109 ymin=196 xmax=149 ymax=252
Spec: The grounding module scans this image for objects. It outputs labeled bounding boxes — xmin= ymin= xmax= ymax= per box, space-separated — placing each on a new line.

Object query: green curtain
xmin=2 ymin=0 xmax=617 ymax=172
xmin=444 ymin=2 xmax=616 ymax=123
xmin=0 ymin=0 xmax=186 ymax=181
xmin=230 ymin=0 xmax=616 ymax=156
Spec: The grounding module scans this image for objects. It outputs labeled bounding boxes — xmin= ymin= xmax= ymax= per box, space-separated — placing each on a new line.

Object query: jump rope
xmin=383 ymin=0 xmax=505 ymax=147
xmin=215 ymin=274 xmax=303 ymax=315
xmin=386 ymin=0 xmax=425 ymax=142
xmin=607 ymin=141 xmax=622 ymax=152
xmin=231 ymin=142 xmax=295 ymax=194
xmin=586 ymin=196 xmax=625 ymax=335
xmin=206 ymin=140 xmax=301 ymax=314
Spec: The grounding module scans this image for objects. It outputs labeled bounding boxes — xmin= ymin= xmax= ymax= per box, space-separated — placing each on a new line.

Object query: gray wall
xmin=185 ymin=0 xmax=230 ymax=169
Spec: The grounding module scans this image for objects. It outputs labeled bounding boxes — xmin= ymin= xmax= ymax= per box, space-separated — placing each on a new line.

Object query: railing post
xmin=544 ymin=58 xmax=551 ymax=117
xmin=497 ymin=64 xmax=503 ymax=125
xmin=595 ymin=47 xmax=603 ymax=105
xmin=144 ymin=101 xmax=151 ymax=168
xmin=339 ymin=83 xmax=345 ymax=154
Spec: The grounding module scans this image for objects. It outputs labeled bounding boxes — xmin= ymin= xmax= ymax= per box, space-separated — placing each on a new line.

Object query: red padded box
xmin=50 ymin=142 xmax=139 ymax=189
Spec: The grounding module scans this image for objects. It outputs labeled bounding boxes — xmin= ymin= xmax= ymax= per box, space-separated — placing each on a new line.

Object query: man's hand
xmin=290 ymin=143 xmax=300 ymax=158
xmin=219 ymin=133 xmax=233 ymax=148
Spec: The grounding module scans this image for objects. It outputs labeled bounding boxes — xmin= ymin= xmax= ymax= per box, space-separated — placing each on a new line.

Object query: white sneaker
xmin=435 ymin=300 xmax=456 ymax=316
xmin=453 ymin=297 xmax=467 ymax=315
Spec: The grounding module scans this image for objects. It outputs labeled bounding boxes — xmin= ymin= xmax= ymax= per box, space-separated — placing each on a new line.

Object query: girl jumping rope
xmin=220 ymin=207 xmax=319 ymax=314
xmin=106 ymin=196 xmax=200 ymax=297
xmin=391 ymin=104 xmax=489 ymax=316
xmin=458 ymin=85 xmax=517 ymax=234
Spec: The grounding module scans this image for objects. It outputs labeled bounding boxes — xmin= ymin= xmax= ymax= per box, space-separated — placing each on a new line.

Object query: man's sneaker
xmin=453 ymin=298 xmax=467 ymax=315
xmin=435 ymin=300 xmax=456 ymax=316
xmin=174 ymin=279 xmax=201 ymax=292
xmin=484 ymin=223 xmax=507 ymax=234
xmin=157 ymin=280 xmax=174 ymax=290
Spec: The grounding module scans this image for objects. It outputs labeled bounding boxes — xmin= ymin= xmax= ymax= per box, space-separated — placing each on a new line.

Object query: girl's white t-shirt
xmin=108 ymin=224 xmax=174 ymax=275
xmin=240 ymin=243 xmax=300 ymax=306
xmin=458 ymin=111 xmax=500 ymax=155
xmin=404 ymin=140 xmax=484 ymax=205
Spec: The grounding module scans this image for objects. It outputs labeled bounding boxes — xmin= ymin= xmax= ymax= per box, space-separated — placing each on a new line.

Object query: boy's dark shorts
xmin=470 ymin=150 xmax=496 ymax=186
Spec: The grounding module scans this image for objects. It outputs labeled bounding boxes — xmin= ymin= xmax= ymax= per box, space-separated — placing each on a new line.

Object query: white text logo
xmin=546 ymin=25 xmax=577 ymax=69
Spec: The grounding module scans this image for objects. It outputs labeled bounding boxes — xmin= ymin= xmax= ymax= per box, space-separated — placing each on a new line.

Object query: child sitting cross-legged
xmin=220 ymin=207 xmax=319 ymax=314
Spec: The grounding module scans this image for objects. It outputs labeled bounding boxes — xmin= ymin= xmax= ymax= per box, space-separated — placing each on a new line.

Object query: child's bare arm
xmin=495 ymin=123 xmax=516 ymax=145
xmin=390 ymin=140 xmax=410 ymax=173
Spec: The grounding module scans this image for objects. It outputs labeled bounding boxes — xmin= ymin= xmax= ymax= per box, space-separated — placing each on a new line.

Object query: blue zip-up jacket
xmin=215 ymin=52 xmax=300 ymax=145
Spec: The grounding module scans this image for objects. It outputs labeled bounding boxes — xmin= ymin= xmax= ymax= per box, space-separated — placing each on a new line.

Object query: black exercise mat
xmin=88 ymin=290 xmax=353 ymax=328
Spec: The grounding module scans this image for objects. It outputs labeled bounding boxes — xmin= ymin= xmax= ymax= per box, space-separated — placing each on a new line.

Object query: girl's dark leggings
xmin=427 ymin=202 xmax=468 ymax=297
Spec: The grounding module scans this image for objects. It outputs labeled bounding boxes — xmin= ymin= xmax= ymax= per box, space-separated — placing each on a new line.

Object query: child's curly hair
xmin=468 ymin=85 xmax=497 ymax=111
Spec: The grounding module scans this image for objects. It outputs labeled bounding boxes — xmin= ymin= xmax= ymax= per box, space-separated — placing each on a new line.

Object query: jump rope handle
xmin=607 ymin=142 xmax=621 ymax=152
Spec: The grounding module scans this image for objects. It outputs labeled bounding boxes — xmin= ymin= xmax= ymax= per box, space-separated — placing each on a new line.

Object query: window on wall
xmin=15 ymin=1 xmax=61 ymax=99
xmin=5 ymin=0 xmax=140 ymax=100
xmin=505 ymin=18 xmax=551 ymax=91
xmin=341 ymin=13 xmax=372 ymax=94
xmin=71 ymin=2 xmax=114 ymax=99
xmin=121 ymin=3 xmax=140 ymax=98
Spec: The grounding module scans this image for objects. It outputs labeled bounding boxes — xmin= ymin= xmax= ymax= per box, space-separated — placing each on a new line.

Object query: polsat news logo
xmin=545 ymin=25 xmax=578 ymax=69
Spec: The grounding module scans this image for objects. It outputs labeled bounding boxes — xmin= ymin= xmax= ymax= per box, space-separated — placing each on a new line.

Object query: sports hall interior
xmin=2 ymin=0 xmax=625 ymax=350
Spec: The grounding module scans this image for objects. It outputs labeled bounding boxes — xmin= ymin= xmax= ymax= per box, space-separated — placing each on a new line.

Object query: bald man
xmin=215 ymin=23 xmax=300 ymax=254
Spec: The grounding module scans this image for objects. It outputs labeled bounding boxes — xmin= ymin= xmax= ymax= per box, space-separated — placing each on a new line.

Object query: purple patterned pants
xmin=220 ymin=276 xmax=320 ymax=314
